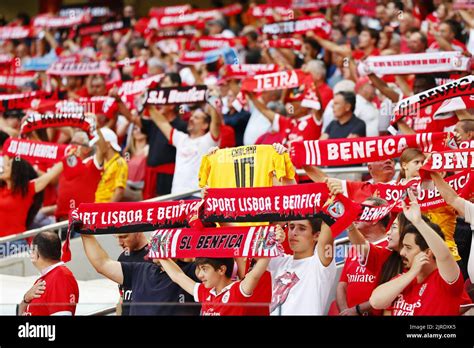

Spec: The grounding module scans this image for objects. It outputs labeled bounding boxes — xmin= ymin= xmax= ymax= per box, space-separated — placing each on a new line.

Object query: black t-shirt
xmin=324 ymin=115 xmax=366 ymax=139
xmin=141 ymin=116 xmax=188 ymax=166
xmin=117 ymin=245 xmax=152 ymax=316
xmin=121 ymin=261 xmax=201 ymax=316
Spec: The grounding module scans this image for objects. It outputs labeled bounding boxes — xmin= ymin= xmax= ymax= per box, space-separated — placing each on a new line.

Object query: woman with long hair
xmin=0 ymin=155 xmax=63 ymax=238
xmin=123 ymin=125 xmax=149 ymax=201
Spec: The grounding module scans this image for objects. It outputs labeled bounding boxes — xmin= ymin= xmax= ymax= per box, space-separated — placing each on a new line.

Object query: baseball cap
xmin=89 ymin=127 xmax=121 ymax=152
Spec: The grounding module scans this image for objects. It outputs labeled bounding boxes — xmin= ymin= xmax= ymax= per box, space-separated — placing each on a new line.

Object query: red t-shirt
xmin=23 ymin=263 xmax=79 ymax=316
xmin=245 ymin=271 xmax=271 ymax=316
xmin=219 ymin=124 xmax=236 ymax=149
xmin=405 ymin=104 xmax=458 ymax=133
xmin=55 ymin=155 xmax=102 ymax=220
xmin=389 ymin=269 xmax=464 ymax=316
xmin=274 ymin=113 xmax=322 ymax=147
xmin=0 ymin=181 xmax=35 ymax=237
xmin=352 ymin=47 xmax=380 ymax=61
xmin=193 ymin=281 xmax=254 ymax=316
xmin=317 ymin=83 xmax=334 ymax=112
xmin=340 ymin=241 xmax=391 ymax=313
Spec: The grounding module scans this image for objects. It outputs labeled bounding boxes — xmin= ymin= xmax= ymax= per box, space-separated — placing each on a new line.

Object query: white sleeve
xmin=272 ymin=113 xmax=281 ymax=132
xmin=171 ymin=128 xmax=188 ymax=147
xmin=464 ymin=199 xmax=474 ymax=230
xmin=50 ymin=311 xmax=73 ymax=316
xmin=193 ymin=283 xmax=201 ymax=302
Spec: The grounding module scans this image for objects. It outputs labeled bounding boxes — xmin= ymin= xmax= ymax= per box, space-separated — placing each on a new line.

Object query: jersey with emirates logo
xmin=193 ymin=281 xmax=253 ymax=316
xmin=389 ymin=269 xmax=464 ymax=315
xmin=339 ymin=240 xmax=391 ymax=313
xmin=404 ymin=105 xmax=457 ymax=133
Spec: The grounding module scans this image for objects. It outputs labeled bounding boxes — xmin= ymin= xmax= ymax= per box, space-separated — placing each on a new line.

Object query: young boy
xmin=159 ymin=257 xmax=270 ymax=316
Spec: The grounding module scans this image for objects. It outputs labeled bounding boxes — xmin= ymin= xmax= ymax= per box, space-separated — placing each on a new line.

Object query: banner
xmin=20 ymin=112 xmax=96 ymax=136
xmin=69 ymin=200 xmax=201 ymax=234
xmin=33 ymin=13 xmax=91 ymax=28
xmin=391 ymin=75 xmax=474 ymax=127
xmin=148 ymin=225 xmax=283 ymax=259
xmin=358 ymin=51 xmax=472 ymax=77
xmin=46 ymin=61 xmax=111 ymax=76
xmin=421 ymin=149 xmax=474 ymax=172
xmin=3 ymin=137 xmax=69 ymax=165
xmin=290 ymin=132 xmax=456 ymax=167
xmin=262 ymin=15 xmax=332 ymax=39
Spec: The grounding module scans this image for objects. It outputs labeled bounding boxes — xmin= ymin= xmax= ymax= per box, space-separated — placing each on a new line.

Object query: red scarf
xmin=248 ymin=5 xmax=294 ymax=20
xmin=0 ymin=72 xmax=36 ymax=90
xmin=290 ymin=132 xmax=455 ymax=167
xmin=3 ymin=137 xmax=69 ymax=165
xmin=391 ymin=75 xmax=474 ymax=127
xmin=194 ymin=37 xmax=243 ymax=51
xmin=224 ymin=64 xmax=279 ymax=80
xmin=69 ymin=200 xmax=201 ymax=234
xmin=33 ymin=13 xmax=91 ymax=28
xmin=78 ymin=19 xmax=131 ymax=37
xmin=262 ymin=15 xmax=332 ymax=39
xmin=46 ymin=61 xmax=111 ymax=76
xmin=148 ymin=225 xmax=283 ymax=259
xmin=149 ymin=5 xmax=192 ymax=17
xmin=241 ymin=69 xmax=311 ymax=92
xmin=114 ymin=73 xmax=163 ymax=96
xmin=32 ymin=97 xmax=117 ymax=118
xmin=20 ymin=112 xmax=96 ymax=136
xmin=421 ymin=149 xmax=474 ymax=172
xmin=358 ymin=52 xmax=472 ymax=77
xmin=0 ymin=91 xmax=47 ymax=111
xmin=0 ymin=26 xmax=36 ymax=40
xmin=263 ymin=38 xmax=303 ymax=50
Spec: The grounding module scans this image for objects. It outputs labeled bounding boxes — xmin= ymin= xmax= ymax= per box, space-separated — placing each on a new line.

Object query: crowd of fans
xmin=0 ymin=0 xmax=473 ymax=316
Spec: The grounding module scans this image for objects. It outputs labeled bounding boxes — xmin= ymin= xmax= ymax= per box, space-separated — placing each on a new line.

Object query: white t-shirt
xmin=243 ymin=100 xmax=272 ymax=145
xmin=268 ymin=250 xmax=337 ymax=315
xmin=171 ymin=129 xmax=218 ymax=194
xmin=464 ymin=199 xmax=474 ymax=282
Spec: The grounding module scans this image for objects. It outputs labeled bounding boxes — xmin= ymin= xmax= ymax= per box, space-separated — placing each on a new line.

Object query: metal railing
xmin=0 ymin=189 xmax=201 ymax=244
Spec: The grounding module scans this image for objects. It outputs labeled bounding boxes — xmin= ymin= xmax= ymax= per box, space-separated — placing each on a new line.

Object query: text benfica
xmin=7 ymin=141 xmax=58 ymax=160
xmin=77 ymin=203 xmax=199 ymax=225
xmin=326 ymin=138 xmax=410 ymax=161
xmin=206 ymin=193 xmax=322 ymax=212
xmin=431 ymin=151 xmax=474 ymax=170
xmin=147 ymin=87 xmax=206 ymax=104
xmin=180 ymin=234 xmax=244 ymax=250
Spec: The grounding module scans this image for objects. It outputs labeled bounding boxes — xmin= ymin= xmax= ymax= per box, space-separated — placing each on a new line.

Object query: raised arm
xmin=303 ymin=165 xmax=327 ymax=182
xmin=110 ymin=87 xmax=142 ymax=128
xmin=206 ymin=95 xmax=222 ymax=140
xmin=34 ymin=161 xmax=63 ymax=193
xmin=403 ymin=189 xmax=460 ymax=283
xmin=430 ymin=172 xmax=465 ymax=216
xmin=81 ymin=234 xmax=123 ymax=284
xmin=159 ymin=258 xmax=196 ymax=295
xmin=317 ymin=222 xmax=334 ymax=267
xmin=368 ymin=73 xmax=400 ymax=103
xmin=240 ymin=257 xmax=271 ymax=296
xmin=246 ymin=92 xmax=277 ymax=123
xmin=149 ymin=106 xmax=173 ymax=141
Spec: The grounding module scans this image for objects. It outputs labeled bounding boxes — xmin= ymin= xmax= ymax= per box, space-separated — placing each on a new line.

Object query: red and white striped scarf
xmin=148 ymin=225 xmax=283 ymax=259
xmin=391 ymin=75 xmax=474 ymax=127
xmin=262 ymin=15 xmax=332 ymax=39
xmin=290 ymin=132 xmax=456 ymax=167
xmin=358 ymin=52 xmax=472 ymax=77
xmin=46 ymin=61 xmax=111 ymax=76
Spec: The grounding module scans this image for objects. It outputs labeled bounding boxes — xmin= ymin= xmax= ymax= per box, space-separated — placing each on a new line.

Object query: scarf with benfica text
xmin=147 ymin=225 xmax=284 ymax=259
xmin=357 ymin=51 xmax=472 ymax=77
xmin=20 ymin=112 xmax=96 ymax=137
xmin=390 ymin=75 xmax=474 ymax=127
xmin=3 ymin=137 xmax=69 ymax=165
xmin=290 ymin=132 xmax=456 ymax=167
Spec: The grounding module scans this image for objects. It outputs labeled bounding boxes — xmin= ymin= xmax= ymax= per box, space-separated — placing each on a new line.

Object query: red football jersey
xmin=23 ymin=263 xmax=79 ymax=316
xmin=340 ymin=240 xmax=391 ymax=313
xmin=389 ymin=269 xmax=464 ymax=316
xmin=274 ymin=113 xmax=322 ymax=147
xmin=193 ymin=281 xmax=254 ymax=316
